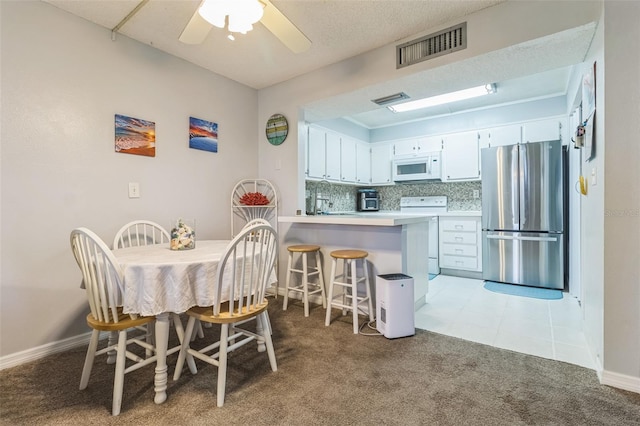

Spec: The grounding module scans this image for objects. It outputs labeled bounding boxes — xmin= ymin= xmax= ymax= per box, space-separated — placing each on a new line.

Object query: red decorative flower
xmin=239 ymin=192 xmax=270 ymax=205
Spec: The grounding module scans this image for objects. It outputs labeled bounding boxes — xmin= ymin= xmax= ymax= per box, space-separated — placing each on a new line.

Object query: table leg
xmin=154 ymin=312 xmax=169 ymax=404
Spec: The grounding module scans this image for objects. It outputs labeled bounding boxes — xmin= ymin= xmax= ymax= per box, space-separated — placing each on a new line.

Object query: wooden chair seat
xmin=85 ymin=308 xmax=154 ymax=332
xmin=187 ymin=300 xmax=269 ymax=324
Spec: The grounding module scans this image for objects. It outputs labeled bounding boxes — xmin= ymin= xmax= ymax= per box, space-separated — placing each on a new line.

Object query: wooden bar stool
xmin=325 ymin=249 xmax=374 ymax=334
xmin=283 ymin=245 xmax=326 ymax=317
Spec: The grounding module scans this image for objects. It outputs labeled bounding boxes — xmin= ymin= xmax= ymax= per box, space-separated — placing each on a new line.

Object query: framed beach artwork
xmin=115 ymin=114 xmax=156 ymax=157
xmin=189 ymin=116 xmax=218 ymax=153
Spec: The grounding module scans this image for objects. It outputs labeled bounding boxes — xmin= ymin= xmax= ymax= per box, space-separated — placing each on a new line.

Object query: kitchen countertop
xmin=278 ymin=213 xmax=431 ymax=226
xmin=279 ymin=210 xmax=481 ymax=226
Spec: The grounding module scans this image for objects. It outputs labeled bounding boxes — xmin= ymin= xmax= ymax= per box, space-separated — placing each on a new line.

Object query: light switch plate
xmin=128 ymin=182 xmax=140 ymax=198
xmin=591 ymin=167 xmax=597 ymax=186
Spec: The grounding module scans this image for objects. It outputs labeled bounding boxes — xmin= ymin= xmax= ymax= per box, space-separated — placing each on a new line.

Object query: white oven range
xmin=400 ymin=196 xmax=448 ymax=275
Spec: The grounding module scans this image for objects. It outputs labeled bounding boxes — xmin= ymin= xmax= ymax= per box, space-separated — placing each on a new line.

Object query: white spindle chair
xmin=71 ymin=227 xmax=158 ymax=416
xmin=113 ymin=220 xmax=170 ymax=249
xmin=173 ymin=223 xmax=279 ymax=407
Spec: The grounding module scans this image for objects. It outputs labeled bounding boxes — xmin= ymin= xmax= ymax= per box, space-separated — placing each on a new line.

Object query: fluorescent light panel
xmin=388 ymin=83 xmax=496 ymax=113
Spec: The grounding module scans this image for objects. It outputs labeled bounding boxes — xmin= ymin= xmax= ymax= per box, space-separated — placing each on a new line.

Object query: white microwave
xmin=392 ymin=153 xmax=441 ymax=182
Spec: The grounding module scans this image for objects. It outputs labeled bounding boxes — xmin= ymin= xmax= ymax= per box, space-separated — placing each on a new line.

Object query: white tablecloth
xmin=113 ymin=240 xmax=240 ymax=316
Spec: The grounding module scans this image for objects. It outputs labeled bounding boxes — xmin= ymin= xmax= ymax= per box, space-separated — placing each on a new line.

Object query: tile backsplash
xmin=305 ymin=180 xmax=481 ymax=213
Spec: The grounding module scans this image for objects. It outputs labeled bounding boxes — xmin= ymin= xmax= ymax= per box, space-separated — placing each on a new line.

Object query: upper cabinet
xmin=356 ymin=142 xmax=372 ymax=184
xmin=371 ymin=142 xmax=393 ymax=185
xmin=306 ymin=125 xmax=341 ymax=182
xmin=340 ymin=136 xmax=357 ymax=182
xmin=441 ymin=131 xmax=480 ymax=182
xmin=307 ymin=126 xmax=328 ymax=180
xmin=393 ymin=136 xmax=442 ymax=157
xmin=306 ymin=125 xmax=373 ymax=185
xmin=522 ymin=118 xmax=563 ymax=143
xmin=479 ymin=123 xmax=522 ymax=149
xmin=325 ymin=131 xmax=341 ymax=181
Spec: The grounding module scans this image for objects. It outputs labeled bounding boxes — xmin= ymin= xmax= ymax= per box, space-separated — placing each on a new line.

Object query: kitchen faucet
xmin=315 ymin=192 xmax=330 ymax=215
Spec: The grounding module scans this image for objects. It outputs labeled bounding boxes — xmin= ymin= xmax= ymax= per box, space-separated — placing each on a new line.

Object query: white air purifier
xmin=376 ymin=273 xmax=415 ymax=339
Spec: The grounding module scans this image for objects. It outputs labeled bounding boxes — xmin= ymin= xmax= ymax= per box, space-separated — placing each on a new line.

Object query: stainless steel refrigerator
xmin=481 ymin=140 xmax=565 ymax=289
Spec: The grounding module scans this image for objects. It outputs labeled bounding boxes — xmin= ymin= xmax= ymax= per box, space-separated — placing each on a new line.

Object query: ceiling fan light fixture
xmin=388 ymin=83 xmax=497 ymax=113
xmin=198 ymin=0 xmax=264 ymax=33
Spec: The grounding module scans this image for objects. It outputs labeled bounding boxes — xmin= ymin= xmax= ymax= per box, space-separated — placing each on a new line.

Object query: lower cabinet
xmin=439 ymin=216 xmax=482 ymax=272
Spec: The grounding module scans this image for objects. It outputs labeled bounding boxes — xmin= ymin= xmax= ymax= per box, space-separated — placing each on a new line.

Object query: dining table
xmin=112 ymin=239 xmax=239 ymax=405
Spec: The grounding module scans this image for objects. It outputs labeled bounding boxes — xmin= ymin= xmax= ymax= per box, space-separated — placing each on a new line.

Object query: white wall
xmin=580 ymin=4 xmax=606 ymax=379
xmin=0 ymin=1 xmax=259 ymax=356
xmin=601 ymin=1 xmax=640 ymax=384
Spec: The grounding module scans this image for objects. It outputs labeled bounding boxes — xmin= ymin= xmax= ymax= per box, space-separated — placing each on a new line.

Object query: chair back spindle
xmin=113 ymin=220 xmax=170 ymax=249
xmin=213 ymin=224 xmax=278 ymax=318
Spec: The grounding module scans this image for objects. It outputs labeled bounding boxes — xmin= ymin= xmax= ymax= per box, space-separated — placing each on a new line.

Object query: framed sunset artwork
xmin=189 ymin=116 xmax=218 ymax=153
xmin=114 ymin=114 xmax=156 ymax=157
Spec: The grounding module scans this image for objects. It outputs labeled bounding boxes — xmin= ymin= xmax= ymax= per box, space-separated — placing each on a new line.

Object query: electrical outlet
xmin=128 ymin=182 xmax=140 ymax=198
xmin=473 ymin=189 xmax=480 ymax=199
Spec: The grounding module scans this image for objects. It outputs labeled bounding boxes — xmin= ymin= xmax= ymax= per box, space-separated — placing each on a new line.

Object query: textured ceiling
xmin=42 ymin=0 xmax=596 ymax=128
xmin=43 ymin=0 xmax=505 ymax=89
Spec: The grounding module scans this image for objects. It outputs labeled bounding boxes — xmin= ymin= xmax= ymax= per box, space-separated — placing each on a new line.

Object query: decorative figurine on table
xmin=170 ymin=218 xmax=195 ymax=250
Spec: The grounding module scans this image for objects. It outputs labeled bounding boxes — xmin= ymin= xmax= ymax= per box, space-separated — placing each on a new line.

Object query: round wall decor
xmin=265 ymin=113 xmax=288 ymax=145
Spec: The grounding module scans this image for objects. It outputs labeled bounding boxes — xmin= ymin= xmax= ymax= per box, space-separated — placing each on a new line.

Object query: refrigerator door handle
xmin=511 ymin=145 xmax=520 ymax=228
xmin=486 ymin=234 xmax=558 ymax=242
xmin=519 ymin=144 xmax=527 ymax=227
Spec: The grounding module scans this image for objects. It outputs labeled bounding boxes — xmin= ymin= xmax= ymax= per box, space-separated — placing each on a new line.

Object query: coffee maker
xmin=357 ymin=189 xmax=380 ymax=211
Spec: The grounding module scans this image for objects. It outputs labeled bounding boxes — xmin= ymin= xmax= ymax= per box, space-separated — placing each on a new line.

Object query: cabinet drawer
xmin=441 ymin=244 xmax=477 ymax=257
xmin=440 ymin=232 xmax=477 ymax=244
xmin=440 ymin=255 xmax=478 ymax=270
xmin=440 ymin=220 xmax=477 ymax=232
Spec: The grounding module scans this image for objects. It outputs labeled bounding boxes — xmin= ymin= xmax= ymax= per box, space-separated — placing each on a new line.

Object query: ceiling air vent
xmin=372 ymin=92 xmax=410 ymax=106
xmin=396 ymin=22 xmax=467 ymax=69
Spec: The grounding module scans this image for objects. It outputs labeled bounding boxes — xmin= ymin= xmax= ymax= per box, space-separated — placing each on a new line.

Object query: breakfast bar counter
xmin=279 ymin=212 xmax=432 ymax=226
xmin=278 ymin=213 xmax=430 ymax=310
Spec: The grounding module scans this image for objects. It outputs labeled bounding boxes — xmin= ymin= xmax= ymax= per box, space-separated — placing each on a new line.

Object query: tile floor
xmin=415 ymin=275 xmax=595 ymax=370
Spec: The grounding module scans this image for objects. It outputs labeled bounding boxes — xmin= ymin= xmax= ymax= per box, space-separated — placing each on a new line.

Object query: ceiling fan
xmin=179 ymin=0 xmax=311 ymax=53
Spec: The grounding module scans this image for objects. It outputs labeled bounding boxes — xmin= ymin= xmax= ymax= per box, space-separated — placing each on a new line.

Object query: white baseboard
xmin=600 ymin=369 xmax=640 ymax=394
xmin=0 ymin=331 xmax=106 ymax=371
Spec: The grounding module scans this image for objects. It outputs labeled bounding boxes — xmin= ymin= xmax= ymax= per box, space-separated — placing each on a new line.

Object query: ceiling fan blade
xmin=261 ymin=0 xmax=311 ymax=54
xmin=179 ymin=2 xmax=212 ymax=44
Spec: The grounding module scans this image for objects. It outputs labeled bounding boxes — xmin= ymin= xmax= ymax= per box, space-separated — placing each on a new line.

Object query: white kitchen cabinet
xmin=370 ymin=142 xmax=393 ymax=185
xmin=340 ymin=136 xmax=357 ymax=183
xmin=355 ymin=141 xmax=371 ymax=184
xmin=416 ymin=136 xmax=442 ymax=153
xmin=439 ymin=216 xmax=482 ymax=272
xmin=325 ymin=131 xmax=341 ymax=181
xmin=393 ymin=138 xmax=419 ymax=157
xmin=306 ymin=126 xmax=341 ymax=182
xmin=522 ymin=117 xmax=562 ymax=143
xmin=307 ymin=126 xmax=327 ymax=179
xmin=482 ymin=124 xmax=522 ymax=147
xmin=393 ymin=136 xmax=441 ymax=157
xmin=441 ymin=131 xmax=480 ymax=181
